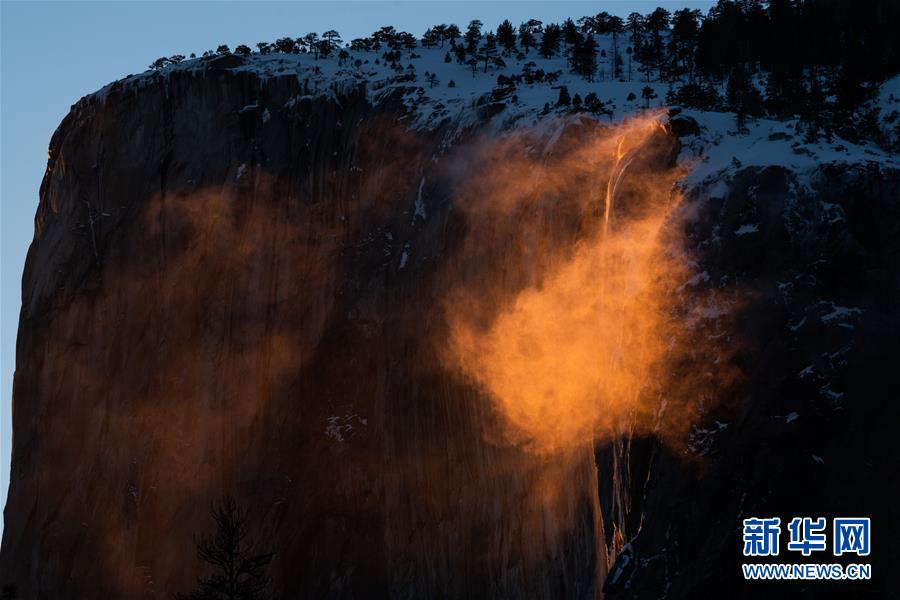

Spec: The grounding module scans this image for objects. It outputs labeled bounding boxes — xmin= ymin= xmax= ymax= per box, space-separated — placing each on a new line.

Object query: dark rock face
xmin=3 ymin=62 xmax=898 ymax=600
xmin=667 ymin=115 xmax=700 ymax=138
xmin=1 ymin=67 xmax=609 ymax=599
xmin=604 ymin=164 xmax=900 ymax=599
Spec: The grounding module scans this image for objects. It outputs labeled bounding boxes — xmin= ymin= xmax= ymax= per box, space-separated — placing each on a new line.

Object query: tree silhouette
xmin=646 ymin=7 xmax=670 ymax=80
xmin=517 ymin=22 xmax=536 ymax=54
xmin=608 ymin=16 xmax=625 ymax=79
xmin=432 ymin=24 xmax=448 ymax=48
xmin=421 ymin=28 xmax=438 ymax=48
xmin=496 ymin=20 xmax=516 ymax=53
xmin=466 ymin=57 xmax=478 ymax=77
xmin=538 ymin=23 xmax=561 ymax=58
xmin=444 ymin=24 xmax=461 ymax=46
xmin=464 ymin=20 xmax=483 ymax=54
xmin=303 ymin=33 xmax=320 ymax=59
xmin=400 ymin=31 xmax=417 ymax=56
xmin=477 ymin=33 xmax=498 ymax=73
xmin=670 ymin=9 xmax=700 ymax=82
xmin=130 ymin=1 xmax=900 ymax=149
xmin=571 ymin=34 xmax=598 ymax=81
xmin=319 ymin=30 xmax=342 ymax=58
xmin=271 ymin=37 xmax=293 ymax=53
xmin=561 ymin=18 xmax=579 ymax=48
xmin=726 ymin=63 xmax=763 ymax=132
xmin=176 ymin=497 xmax=275 ymax=600
xmin=641 ymin=85 xmax=658 ymax=109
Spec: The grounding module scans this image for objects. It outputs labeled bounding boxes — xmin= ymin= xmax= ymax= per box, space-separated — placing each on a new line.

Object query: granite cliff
xmin=2 ymin=51 xmax=899 ymax=600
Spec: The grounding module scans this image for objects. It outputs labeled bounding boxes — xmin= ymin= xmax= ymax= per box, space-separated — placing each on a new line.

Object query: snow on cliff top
xmin=678 ymin=108 xmax=900 ymax=192
xmin=85 ymin=43 xmax=899 ymax=192
xmin=873 ymin=74 xmax=900 ymax=149
xmin=85 ymin=38 xmax=667 ymax=130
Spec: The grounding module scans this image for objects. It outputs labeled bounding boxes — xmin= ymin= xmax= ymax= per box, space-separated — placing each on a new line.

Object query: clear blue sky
xmin=0 ymin=0 xmax=713 ymax=536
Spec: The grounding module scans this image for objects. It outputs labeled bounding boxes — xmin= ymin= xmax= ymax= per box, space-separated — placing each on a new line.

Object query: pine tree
xmin=561 ymin=18 xmax=580 ymax=48
xmin=464 ymin=20 xmax=483 ymax=54
xmin=478 ymin=33 xmax=498 ymax=73
xmin=671 ymin=9 xmax=700 ymax=82
xmin=626 ymin=12 xmax=645 ymax=43
xmin=765 ymin=64 xmax=803 ymax=117
xmin=496 ymin=20 xmax=516 ymax=52
xmin=517 ymin=22 xmax=536 ymax=53
xmin=641 ymin=85 xmax=658 ymax=108
xmin=466 ymin=57 xmax=478 ymax=77
xmin=274 ymin=37 xmax=296 ymax=53
xmin=538 ymin=23 xmax=561 ymax=58
xmin=571 ymin=34 xmax=598 ymax=82
xmin=350 ymin=38 xmax=371 ymax=52
xmin=609 ymin=16 xmax=625 ymax=80
xmin=726 ymin=64 xmax=763 ymax=132
xmin=321 ymin=30 xmax=343 ymax=57
xmin=646 ymin=7 xmax=671 ymax=80
xmin=372 ymin=25 xmax=395 ymax=50
xmin=400 ymin=31 xmax=418 ymax=56
xmin=421 ymin=28 xmax=437 ymax=48
xmin=432 ymin=24 xmax=448 ymax=47
xmin=626 ymin=12 xmax=646 ymax=82
xmin=583 ymin=92 xmax=605 ymax=114
xmin=445 ymin=24 xmax=461 ymax=46
xmin=626 ymin=46 xmax=633 ymax=81
xmin=524 ymin=19 xmax=543 ymax=35
xmin=454 ymin=44 xmax=467 ymax=64
xmin=176 ymin=497 xmax=275 ymax=600
xmin=303 ymin=33 xmax=320 ymax=59
xmin=801 ymin=74 xmax=826 ymax=142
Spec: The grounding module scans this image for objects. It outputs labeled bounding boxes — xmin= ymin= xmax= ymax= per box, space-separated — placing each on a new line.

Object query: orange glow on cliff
xmin=446 ymin=114 xmax=694 ymax=455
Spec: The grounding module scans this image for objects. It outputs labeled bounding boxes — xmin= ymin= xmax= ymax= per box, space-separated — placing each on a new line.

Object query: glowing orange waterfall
xmin=448 ymin=114 xmax=688 ymax=455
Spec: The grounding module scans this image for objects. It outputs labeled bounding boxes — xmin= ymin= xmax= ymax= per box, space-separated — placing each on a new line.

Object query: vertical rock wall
xmin=1 ymin=66 xmax=610 ymax=599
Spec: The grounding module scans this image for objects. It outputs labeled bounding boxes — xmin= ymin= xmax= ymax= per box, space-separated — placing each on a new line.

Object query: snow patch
xmin=399 ymin=243 xmax=410 ymax=270
xmin=325 ymin=413 xmax=367 ymax=442
xmin=413 ymin=177 xmax=426 ymax=222
xmin=819 ymin=302 xmax=863 ymax=323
